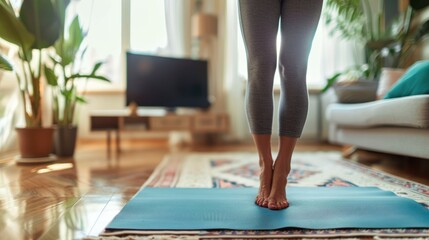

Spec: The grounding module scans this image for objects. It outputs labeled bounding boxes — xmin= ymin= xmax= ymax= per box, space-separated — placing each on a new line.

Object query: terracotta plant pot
xmin=53 ymin=125 xmax=78 ymax=157
xmin=16 ymin=127 xmax=54 ymax=158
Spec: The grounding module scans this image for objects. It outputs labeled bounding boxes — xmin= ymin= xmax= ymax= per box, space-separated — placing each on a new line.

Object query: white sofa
xmin=326 ymin=95 xmax=429 ymax=159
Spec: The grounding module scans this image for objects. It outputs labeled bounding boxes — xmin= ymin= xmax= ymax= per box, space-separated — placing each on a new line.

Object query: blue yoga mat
xmin=106 ymin=187 xmax=429 ymax=230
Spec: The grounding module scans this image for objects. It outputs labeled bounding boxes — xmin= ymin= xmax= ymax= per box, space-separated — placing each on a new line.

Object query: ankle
xmin=260 ymin=165 xmax=273 ymax=174
xmin=273 ymin=162 xmax=290 ymax=174
xmin=259 ymin=158 xmax=273 ymax=168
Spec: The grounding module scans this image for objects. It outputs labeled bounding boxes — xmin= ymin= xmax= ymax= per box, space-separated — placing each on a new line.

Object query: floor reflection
xmin=0 ymin=143 xmax=166 ymax=239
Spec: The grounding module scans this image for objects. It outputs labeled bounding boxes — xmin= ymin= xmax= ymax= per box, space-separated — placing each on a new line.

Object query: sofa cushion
xmin=384 ymin=60 xmax=429 ymax=99
xmin=326 ymin=95 xmax=429 ymax=128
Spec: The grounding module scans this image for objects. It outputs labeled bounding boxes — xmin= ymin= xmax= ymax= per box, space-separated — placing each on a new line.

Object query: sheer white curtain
xmin=129 ymin=0 xmax=190 ymax=57
xmin=130 ymin=0 xmax=167 ymax=53
xmin=307 ymin=2 xmax=365 ymax=88
xmin=0 ymin=46 xmax=24 ymax=153
xmin=163 ymin=0 xmax=191 ymax=57
xmin=67 ymin=0 xmax=122 ymax=89
xmin=0 ymin=90 xmax=21 ymax=153
xmin=223 ymin=0 xmax=248 ymax=141
xmin=0 ymin=79 xmax=23 ymax=153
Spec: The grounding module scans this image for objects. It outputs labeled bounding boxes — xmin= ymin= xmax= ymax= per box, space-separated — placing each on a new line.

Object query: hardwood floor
xmin=0 ymin=139 xmax=427 ymax=239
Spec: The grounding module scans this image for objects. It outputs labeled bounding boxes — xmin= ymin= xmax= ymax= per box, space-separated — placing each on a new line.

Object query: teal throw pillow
xmin=384 ymin=60 xmax=429 ymax=99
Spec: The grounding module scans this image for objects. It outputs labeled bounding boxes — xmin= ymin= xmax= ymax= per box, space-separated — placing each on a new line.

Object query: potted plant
xmin=321 ymin=0 xmax=384 ymax=103
xmin=45 ymin=3 xmax=110 ymax=157
xmin=322 ymin=0 xmax=429 ymax=102
xmin=0 ymin=0 xmax=61 ymax=158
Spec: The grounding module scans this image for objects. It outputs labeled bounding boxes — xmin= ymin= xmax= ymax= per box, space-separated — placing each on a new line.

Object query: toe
xmin=268 ymin=201 xmax=288 ymax=210
xmin=268 ymin=201 xmax=278 ymax=210
xmin=255 ymin=196 xmax=265 ymax=206
xmin=274 ymin=202 xmax=281 ymax=210
xmin=282 ymin=200 xmax=289 ymax=209
xmin=261 ymin=199 xmax=269 ymax=208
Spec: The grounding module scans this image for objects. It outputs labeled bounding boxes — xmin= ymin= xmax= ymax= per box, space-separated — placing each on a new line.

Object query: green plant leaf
xmin=49 ymin=55 xmax=61 ymax=65
xmin=44 ymin=65 xmax=58 ymax=86
xmin=69 ymin=16 xmax=85 ymax=47
xmin=321 ymin=72 xmax=342 ymax=93
xmin=51 ymin=0 xmax=70 ymax=65
xmin=91 ymin=61 xmax=104 ymax=75
xmin=60 ymin=16 xmax=85 ymax=66
xmin=52 ymin=0 xmax=70 ymax=29
xmin=324 ymin=0 xmax=367 ymax=42
xmin=68 ymin=74 xmax=111 ymax=82
xmin=0 ymin=1 xmax=35 ymax=52
xmin=0 ymin=54 xmax=13 ymax=71
xmin=61 ymin=88 xmax=72 ymax=98
xmin=53 ymin=40 xmax=62 ymax=61
xmin=91 ymin=75 xmax=110 ymax=82
xmin=75 ymin=96 xmax=87 ymax=104
xmin=19 ymin=0 xmax=61 ymax=49
xmin=79 ymin=46 xmax=88 ymax=61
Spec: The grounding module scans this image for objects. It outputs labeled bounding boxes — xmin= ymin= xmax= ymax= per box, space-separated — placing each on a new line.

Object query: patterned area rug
xmin=102 ymin=151 xmax=429 ymax=239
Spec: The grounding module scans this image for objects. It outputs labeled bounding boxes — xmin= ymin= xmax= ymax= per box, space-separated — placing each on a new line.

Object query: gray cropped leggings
xmin=239 ymin=0 xmax=322 ymax=137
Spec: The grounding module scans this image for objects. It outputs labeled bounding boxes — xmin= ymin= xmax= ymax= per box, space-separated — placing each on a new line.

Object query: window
xmin=130 ymin=0 xmax=167 ymax=53
xmin=67 ymin=0 xmax=168 ymax=90
xmin=68 ymin=0 xmax=122 ymax=87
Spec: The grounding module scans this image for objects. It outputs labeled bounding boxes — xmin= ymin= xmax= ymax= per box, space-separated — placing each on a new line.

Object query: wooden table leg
xmin=342 ymin=145 xmax=357 ymax=159
xmin=107 ymin=130 xmax=111 ymax=156
xmin=116 ymin=130 xmax=121 ymax=154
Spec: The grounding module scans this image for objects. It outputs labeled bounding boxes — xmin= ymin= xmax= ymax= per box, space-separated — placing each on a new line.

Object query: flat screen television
xmin=126 ymin=52 xmax=210 ymax=110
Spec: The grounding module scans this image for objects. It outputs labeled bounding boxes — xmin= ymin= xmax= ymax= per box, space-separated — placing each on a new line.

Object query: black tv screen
xmin=126 ymin=52 xmax=210 ymax=109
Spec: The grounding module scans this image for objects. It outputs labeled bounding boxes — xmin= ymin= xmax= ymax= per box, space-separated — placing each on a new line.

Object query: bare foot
xmin=255 ymin=165 xmax=273 ymax=207
xmin=267 ymin=161 xmax=290 ymax=210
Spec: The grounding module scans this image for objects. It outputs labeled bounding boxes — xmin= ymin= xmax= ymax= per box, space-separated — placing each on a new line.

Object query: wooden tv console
xmin=90 ymin=109 xmax=229 ymax=154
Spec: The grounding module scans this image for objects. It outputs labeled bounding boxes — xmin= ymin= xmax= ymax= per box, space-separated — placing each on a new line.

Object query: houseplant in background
xmin=0 ymin=0 xmax=61 ymax=159
xmin=380 ymin=0 xmax=429 ymax=68
xmin=45 ymin=3 xmax=110 ymax=157
xmin=375 ymin=0 xmax=429 ymax=98
xmin=323 ymin=0 xmax=429 ymax=102
xmin=322 ymin=0 xmax=385 ymax=103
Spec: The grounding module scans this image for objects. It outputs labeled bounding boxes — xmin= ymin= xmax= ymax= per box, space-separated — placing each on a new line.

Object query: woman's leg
xmin=268 ymin=0 xmax=323 ymax=210
xmin=238 ymin=0 xmax=280 ymax=207
xmin=269 ymin=136 xmax=295 ymax=209
xmin=252 ymin=134 xmax=274 ymax=207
